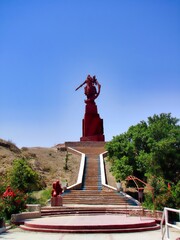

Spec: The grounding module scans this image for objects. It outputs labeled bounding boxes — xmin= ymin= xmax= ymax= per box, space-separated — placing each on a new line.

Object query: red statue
xmin=76 ymin=75 xmax=105 ymax=141
xmin=51 ymin=180 xmax=62 ymax=197
xmin=76 ymin=75 xmax=101 ymax=103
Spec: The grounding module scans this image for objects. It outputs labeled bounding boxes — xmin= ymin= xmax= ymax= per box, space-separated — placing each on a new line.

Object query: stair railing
xmin=66 ymin=147 xmax=86 ymax=190
xmin=161 ymin=207 xmax=180 ymax=240
xmin=99 ymin=151 xmax=116 ymax=190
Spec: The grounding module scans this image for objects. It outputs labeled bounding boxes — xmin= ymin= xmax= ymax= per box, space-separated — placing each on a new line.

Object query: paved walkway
xmin=1 ymin=226 xmax=179 ymax=240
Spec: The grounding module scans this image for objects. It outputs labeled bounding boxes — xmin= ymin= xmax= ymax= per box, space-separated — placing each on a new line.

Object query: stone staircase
xmin=21 ymin=142 xmax=161 ymax=233
xmin=62 ymin=190 xmax=133 ymax=205
xmin=82 ymin=154 xmax=101 ymax=191
xmin=62 ymin=143 xmax=137 ymax=206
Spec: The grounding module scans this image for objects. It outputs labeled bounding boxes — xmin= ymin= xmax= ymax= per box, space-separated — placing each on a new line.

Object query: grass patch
xmin=29 ymin=188 xmax=51 ymax=206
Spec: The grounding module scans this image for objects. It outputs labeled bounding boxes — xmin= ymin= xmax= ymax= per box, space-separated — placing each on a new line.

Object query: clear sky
xmin=0 ymin=0 xmax=180 ymax=148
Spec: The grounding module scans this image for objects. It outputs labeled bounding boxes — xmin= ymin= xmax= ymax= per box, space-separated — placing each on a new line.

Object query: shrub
xmin=0 ymin=187 xmax=27 ymax=220
xmin=9 ymin=158 xmax=43 ymax=193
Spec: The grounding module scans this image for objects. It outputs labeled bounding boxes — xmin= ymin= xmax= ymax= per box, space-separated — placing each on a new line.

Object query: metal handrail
xmin=161 ymin=207 xmax=180 ymax=240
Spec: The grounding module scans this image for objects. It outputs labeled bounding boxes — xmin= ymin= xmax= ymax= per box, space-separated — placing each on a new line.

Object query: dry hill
xmin=0 ymin=139 xmax=81 ymax=188
xmin=0 ymin=138 xmax=116 ymax=189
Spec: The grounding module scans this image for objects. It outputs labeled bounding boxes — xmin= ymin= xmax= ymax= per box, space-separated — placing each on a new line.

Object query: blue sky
xmin=0 ymin=0 xmax=179 ymax=147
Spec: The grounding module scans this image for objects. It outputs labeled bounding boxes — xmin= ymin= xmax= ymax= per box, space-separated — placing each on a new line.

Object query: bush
xmin=143 ymin=178 xmax=180 ymax=210
xmin=9 ymin=158 xmax=44 ymax=193
xmin=0 ymin=187 xmax=27 ymax=220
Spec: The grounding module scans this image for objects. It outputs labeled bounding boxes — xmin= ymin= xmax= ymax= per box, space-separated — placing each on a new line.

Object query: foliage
xmin=106 ymin=113 xmax=180 ymax=209
xmin=143 ymin=178 xmax=180 ymax=210
xmin=9 ymin=158 xmax=43 ymax=193
xmin=64 ymin=151 xmax=71 ymax=170
xmin=40 ymin=188 xmax=51 ymax=203
xmin=0 ymin=158 xmax=46 ymax=219
xmin=0 ymin=187 xmax=27 ymax=220
xmin=30 ymin=188 xmax=52 ymax=206
xmin=110 ymin=156 xmax=133 ymax=181
xmin=0 ymin=177 xmax=6 ymax=196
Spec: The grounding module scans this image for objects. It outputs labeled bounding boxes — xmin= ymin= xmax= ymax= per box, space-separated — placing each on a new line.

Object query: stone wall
xmin=11 ymin=211 xmax=41 ymax=225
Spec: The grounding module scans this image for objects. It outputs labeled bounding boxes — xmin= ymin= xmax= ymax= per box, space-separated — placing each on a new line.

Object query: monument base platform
xmin=20 ymin=214 xmax=160 ymax=233
xmin=65 ymin=141 xmax=106 ymax=148
xmin=80 ymin=134 xmax=105 ymax=142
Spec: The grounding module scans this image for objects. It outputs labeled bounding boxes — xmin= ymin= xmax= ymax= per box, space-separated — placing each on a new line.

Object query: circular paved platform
xmin=21 ymin=214 xmax=160 ymax=233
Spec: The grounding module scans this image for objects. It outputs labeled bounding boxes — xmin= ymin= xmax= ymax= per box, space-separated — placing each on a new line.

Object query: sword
xmin=75 ymin=81 xmax=86 ymax=91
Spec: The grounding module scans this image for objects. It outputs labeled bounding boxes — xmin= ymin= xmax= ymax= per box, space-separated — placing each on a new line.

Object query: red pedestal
xmin=51 ymin=196 xmax=63 ymax=206
xmin=81 ymin=101 xmax=105 ymax=141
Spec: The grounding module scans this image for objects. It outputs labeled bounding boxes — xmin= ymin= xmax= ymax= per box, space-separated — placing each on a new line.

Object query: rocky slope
xmin=0 ymin=139 xmax=81 ymax=188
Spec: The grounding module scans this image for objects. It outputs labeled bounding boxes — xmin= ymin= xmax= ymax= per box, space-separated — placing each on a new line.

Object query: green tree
xmin=9 ymin=158 xmax=43 ymax=193
xmin=106 ymin=113 xmax=180 ymax=209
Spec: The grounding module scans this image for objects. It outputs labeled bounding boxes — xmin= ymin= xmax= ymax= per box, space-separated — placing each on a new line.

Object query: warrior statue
xmin=75 ymin=75 xmax=101 ymax=103
xmin=75 ymin=74 xmax=105 ymax=141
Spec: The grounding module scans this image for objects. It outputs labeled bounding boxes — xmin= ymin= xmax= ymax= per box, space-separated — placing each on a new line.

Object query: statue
xmin=51 ymin=180 xmax=63 ymax=206
xmin=76 ymin=75 xmax=101 ymax=103
xmin=51 ymin=180 xmax=62 ymax=197
xmin=76 ymin=75 xmax=105 ymax=141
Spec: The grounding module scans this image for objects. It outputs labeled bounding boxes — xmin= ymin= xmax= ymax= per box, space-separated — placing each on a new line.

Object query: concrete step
xmin=40 ymin=206 xmax=143 ymax=217
xmin=20 ymin=214 xmax=160 ymax=233
xmin=21 ymin=224 xmax=160 ymax=233
xmin=63 ymin=196 xmax=126 ymax=200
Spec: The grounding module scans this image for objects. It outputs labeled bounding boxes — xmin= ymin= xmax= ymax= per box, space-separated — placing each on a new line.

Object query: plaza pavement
xmin=0 ymin=226 xmax=179 ymax=240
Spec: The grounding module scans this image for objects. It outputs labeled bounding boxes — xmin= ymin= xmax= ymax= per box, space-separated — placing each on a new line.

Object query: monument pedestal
xmin=51 ymin=196 xmax=63 ymax=206
xmin=81 ymin=102 xmax=105 ymax=142
xmin=80 ymin=135 xmax=104 ymax=141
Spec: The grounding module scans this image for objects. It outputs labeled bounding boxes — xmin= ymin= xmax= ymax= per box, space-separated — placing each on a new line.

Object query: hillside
xmin=0 ymin=139 xmax=81 ymax=188
xmin=0 ymin=139 xmax=116 ymax=189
